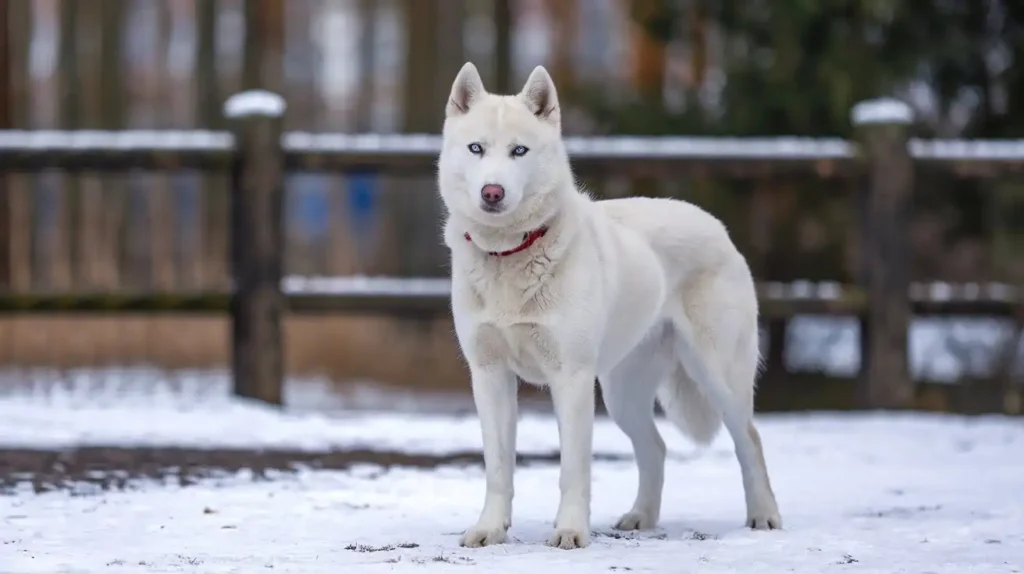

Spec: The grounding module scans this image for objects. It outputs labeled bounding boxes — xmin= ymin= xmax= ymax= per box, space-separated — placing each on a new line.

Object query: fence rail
xmin=0 ymin=92 xmax=1021 ymax=412
xmin=3 ymin=130 xmax=1023 ymax=174
xmin=0 ymin=280 xmax=1017 ymax=317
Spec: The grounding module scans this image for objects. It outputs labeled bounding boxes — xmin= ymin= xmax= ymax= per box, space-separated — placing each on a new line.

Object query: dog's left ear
xmin=519 ymin=66 xmax=560 ymax=128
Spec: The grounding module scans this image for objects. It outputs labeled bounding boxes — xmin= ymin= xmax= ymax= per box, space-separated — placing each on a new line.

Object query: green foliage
xmin=572 ymin=0 xmax=1024 ymax=283
xmin=591 ymin=0 xmax=1024 ymax=139
xmin=628 ymin=0 xmax=680 ymax=43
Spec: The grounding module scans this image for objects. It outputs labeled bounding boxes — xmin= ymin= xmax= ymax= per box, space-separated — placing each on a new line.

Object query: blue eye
xmin=511 ymin=145 xmax=529 ymax=158
xmin=468 ymin=143 xmax=484 ymax=155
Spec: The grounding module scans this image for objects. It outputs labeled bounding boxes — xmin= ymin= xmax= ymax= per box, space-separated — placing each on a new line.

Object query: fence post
xmin=224 ymin=90 xmax=287 ymax=405
xmin=851 ymin=98 xmax=914 ymax=409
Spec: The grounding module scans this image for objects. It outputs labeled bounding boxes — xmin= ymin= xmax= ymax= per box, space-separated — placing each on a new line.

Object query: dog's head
xmin=438 ymin=62 xmax=570 ymax=228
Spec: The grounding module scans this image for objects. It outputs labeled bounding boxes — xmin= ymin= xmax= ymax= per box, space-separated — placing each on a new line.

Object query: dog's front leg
xmin=460 ymin=365 xmax=518 ymax=548
xmin=547 ymin=369 xmax=595 ymax=549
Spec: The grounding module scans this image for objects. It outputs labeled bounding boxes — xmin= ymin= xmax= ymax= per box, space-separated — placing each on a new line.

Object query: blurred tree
xmin=394 ymin=0 xmax=442 ymax=277
xmin=149 ymin=0 xmax=176 ymax=289
xmin=544 ymin=0 xmax=578 ymax=89
xmin=355 ymin=0 xmax=377 ymax=132
xmin=196 ymin=0 xmax=219 ymax=130
xmin=582 ymin=0 xmax=1022 ymax=274
xmin=627 ymin=0 xmax=670 ymax=107
xmin=572 ymin=0 xmax=1023 ymax=140
xmin=97 ymin=0 xmax=127 ymax=289
xmin=5 ymin=0 xmax=31 ymax=290
xmin=0 ymin=0 xmax=10 ymax=290
xmin=552 ymin=0 xmax=1024 ymax=381
xmin=493 ymin=0 xmax=513 ymax=94
xmin=243 ymin=0 xmax=284 ymax=92
xmin=60 ymin=0 xmax=127 ymax=291
xmin=46 ymin=0 xmax=79 ymax=290
xmin=196 ymin=0 xmax=227 ymax=289
xmin=392 ymin=0 xmax=465 ymax=277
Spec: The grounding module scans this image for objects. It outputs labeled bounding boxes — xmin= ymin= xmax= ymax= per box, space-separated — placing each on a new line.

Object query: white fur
xmin=439 ymin=62 xmax=782 ymax=551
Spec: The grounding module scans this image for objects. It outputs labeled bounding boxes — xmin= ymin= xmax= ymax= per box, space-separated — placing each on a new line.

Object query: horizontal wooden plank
xmin=0 ymin=130 xmax=235 ymax=171
xmin=754 ymin=372 xmax=1023 ymax=415
xmin=0 ymin=287 xmax=1015 ymax=317
xmin=910 ymin=138 xmax=1024 ymax=177
xmin=2 ymin=131 xmax=1023 ymax=178
xmin=291 ymin=155 xmax=862 ymax=179
xmin=283 ymin=133 xmax=862 ymax=178
xmin=0 ymin=293 xmax=233 ymax=313
xmin=0 ymin=131 xmax=859 ymax=177
xmin=0 ymin=150 xmax=236 ymax=171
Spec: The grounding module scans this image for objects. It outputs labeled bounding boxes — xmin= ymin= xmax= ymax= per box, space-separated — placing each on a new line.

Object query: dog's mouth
xmin=479 ymin=203 xmax=506 ymax=214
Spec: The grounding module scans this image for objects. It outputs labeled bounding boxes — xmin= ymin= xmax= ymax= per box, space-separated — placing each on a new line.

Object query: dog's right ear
xmin=446 ymin=62 xmax=486 ymax=118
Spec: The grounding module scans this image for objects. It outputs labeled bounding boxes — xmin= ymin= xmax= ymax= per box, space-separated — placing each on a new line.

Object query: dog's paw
xmin=545 ymin=527 xmax=590 ymax=550
xmin=746 ymin=512 xmax=782 ymax=530
xmin=459 ymin=524 xmax=509 ymax=548
xmin=613 ymin=509 xmax=657 ymax=531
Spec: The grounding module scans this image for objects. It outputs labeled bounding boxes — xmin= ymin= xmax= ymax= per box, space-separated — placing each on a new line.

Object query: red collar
xmin=464 ymin=226 xmax=549 ymax=256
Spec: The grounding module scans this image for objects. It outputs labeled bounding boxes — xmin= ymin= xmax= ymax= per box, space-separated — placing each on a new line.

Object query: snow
xmin=851 ymin=98 xmax=914 ymax=125
xmin=0 ymin=376 xmax=1020 ymax=458
xmin=223 ymin=90 xmax=287 ymax=119
xmin=282 ymin=274 xmax=453 ymax=297
xmin=0 ymin=376 xmax=729 ymax=455
xmin=2 ymin=400 xmax=1022 ymax=573
xmin=282 ymin=131 xmax=857 ymax=159
xmin=0 ymin=390 xmax=576 ymax=455
xmin=564 ymin=135 xmax=855 ymax=159
xmin=282 ymin=132 xmax=443 ymax=154
xmin=0 ymin=129 xmax=232 ymax=150
xmin=911 ymin=138 xmax=1024 ymax=161
xmin=1 ymin=127 xmax=1022 ymax=163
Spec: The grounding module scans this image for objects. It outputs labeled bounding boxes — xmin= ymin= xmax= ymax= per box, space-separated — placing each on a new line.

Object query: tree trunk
xmin=76 ymin=2 xmax=105 ymax=290
xmin=149 ymin=0 xmax=177 ymax=290
xmin=52 ymin=0 xmax=79 ymax=290
xmin=6 ymin=0 xmax=31 ymax=290
xmin=628 ymin=0 xmax=667 ymax=105
xmin=196 ymin=0 xmax=226 ymax=289
xmin=96 ymin=0 xmax=127 ymax=290
xmin=688 ymin=1 xmax=707 ymax=89
xmin=0 ymin=0 xmax=12 ymax=290
xmin=544 ymin=0 xmax=578 ymax=89
xmin=395 ymin=0 xmax=459 ymax=277
xmin=243 ymin=0 xmax=284 ymax=92
xmin=493 ymin=0 xmax=513 ymax=94
xmin=354 ymin=0 xmax=377 ymax=132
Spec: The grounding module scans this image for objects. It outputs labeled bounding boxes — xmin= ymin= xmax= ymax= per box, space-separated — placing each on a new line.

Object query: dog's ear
xmin=446 ymin=62 xmax=486 ymax=118
xmin=519 ymin=65 xmax=560 ymax=128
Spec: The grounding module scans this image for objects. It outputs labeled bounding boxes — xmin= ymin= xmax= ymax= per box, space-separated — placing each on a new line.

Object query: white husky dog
xmin=438 ymin=62 xmax=782 ymax=550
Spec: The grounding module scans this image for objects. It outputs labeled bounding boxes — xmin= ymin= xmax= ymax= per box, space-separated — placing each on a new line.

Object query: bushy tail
xmin=656 ymin=364 xmax=722 ymax=446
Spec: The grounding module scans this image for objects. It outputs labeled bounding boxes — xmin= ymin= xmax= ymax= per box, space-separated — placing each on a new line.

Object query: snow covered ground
xmin=2 ymin=388 xmax=1023 ymax=573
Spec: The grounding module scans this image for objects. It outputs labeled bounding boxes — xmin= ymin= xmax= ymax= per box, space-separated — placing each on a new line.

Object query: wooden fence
xmin=0 ymin=92 xmax=1022 ymax=412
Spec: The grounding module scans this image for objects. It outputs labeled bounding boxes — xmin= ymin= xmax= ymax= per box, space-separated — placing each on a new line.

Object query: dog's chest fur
xmin=455 ymin=248 xmax=579 ymax=385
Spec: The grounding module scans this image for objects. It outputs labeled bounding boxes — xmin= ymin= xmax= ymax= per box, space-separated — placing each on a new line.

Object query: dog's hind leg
xmin=670 ymin=288 xmax=782 ymax=530
xmin=599 ymin=324 xmax=674 ymax=531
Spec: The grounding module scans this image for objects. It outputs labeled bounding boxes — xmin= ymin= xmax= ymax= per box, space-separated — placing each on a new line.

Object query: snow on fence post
xmin=851 ymin=98 xmax=915 ymax=409
xmin=224 ymin=90 xmax=287 ymax=406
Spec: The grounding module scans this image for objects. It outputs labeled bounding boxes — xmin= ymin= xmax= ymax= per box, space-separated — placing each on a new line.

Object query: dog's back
xmin=594 ymin=196 xmax=760 ymax=440
xmin=598 ymin=196 xmax=753 ymax=292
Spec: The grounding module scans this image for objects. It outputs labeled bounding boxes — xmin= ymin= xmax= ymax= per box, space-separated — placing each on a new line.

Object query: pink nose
xmin=481 ymin=184 xmax=505 ymax=205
